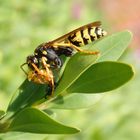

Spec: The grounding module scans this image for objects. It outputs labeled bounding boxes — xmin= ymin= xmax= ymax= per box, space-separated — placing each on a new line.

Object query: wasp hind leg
xmin=53 ymin=43 xmax=99 ymax=55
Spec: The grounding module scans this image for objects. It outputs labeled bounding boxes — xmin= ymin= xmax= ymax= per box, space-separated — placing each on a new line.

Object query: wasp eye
xmin=27 ymin=55 xmax=39 ymax=69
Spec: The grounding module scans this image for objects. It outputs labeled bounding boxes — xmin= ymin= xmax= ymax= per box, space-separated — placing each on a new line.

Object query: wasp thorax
xmin=34 ymin=44 xmax=45 ymax=58
xmin=56 ymin=47 xmax=74 ymax=56
xmin=34 ymin=45 xmax=63 ymax=69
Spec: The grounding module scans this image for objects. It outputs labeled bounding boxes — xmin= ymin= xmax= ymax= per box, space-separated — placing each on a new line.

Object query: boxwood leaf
xmin=55 ymin=54 xmax=99 ymax=95
xmin=66 ymin=61 xmax=134 ymax=93
xmin=6 ymin=80 xmax=46 ymax=118
xmin=0 ymin=110 xmax=5 ymax=119
xmin=96 ymin=30 xmax=132 ymax=62
xmin=48 ymin=93 xmax=103 ymax=109
xmin=55 ymin=31 xmax=132 ymax=95
xmin=9 ymin=107 xmax=80 ymax=134
xmin=0 ymin=132 xmax=48 ymax=140
xmin=6 ymin=31 xmax=132 ymax=113
xmin=6 ymin=57 xmax=70 ymax=117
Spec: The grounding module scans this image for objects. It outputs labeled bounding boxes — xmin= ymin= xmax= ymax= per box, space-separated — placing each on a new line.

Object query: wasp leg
xmin=53 ymin=57 xmax=63 ymax=69
xmin=31 ymin=60 xmax=54 ymax=98
xmin=47 ymin=54 xmax=62 ymax=69
xmin=20 ymin=63 xmax=28 ymax=76
xmin=31 ymin=63 xmax=42 ymax=74
xmin=56 ymin=47 xmax=74 ymax=56
xmin=41 ymin=57 xmax=55 ymax=98
xmin=45 ymin=81 xmax=58 ymax=99
xmin=53 ymin=43 xmax=99 ymax=55
xmin=45 ymin=81 xmax=55 ymax=98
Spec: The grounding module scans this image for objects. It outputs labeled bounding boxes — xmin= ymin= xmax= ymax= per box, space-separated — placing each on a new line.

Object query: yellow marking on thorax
xmin=90 ymin=27 xmax=97 ymax=40
xmin=43 ymin=51 xmax=47 ymax=55
xmin=83 ymin=29 xmax=91 ymax=43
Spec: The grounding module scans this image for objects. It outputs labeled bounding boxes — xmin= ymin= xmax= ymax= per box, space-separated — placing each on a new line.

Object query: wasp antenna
xmin=20 ymin=63 xmax=28 ymax=76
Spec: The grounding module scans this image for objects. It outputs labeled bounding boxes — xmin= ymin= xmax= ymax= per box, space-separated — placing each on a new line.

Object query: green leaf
xmin=55 ymin=31 xmax=132 ymax=95
xmin=54 ymin=54 xmax=98 ymax=95
xmin=0 ymin=132 xmax=48 ymax=140
xmin=48 ymin=93 xmax=104 ymax=109
xmin=6 ymin=30 xmax=132 ymax=114
xmin=66 ymin=62 xmax=134 ymax=93
xmin=0 ymin=110 xmax=5 ymax=119
xmin=0 ymin=51 xmax=2 ymax=63
xmin=96 ymin=30 xmax=132 ymax=62
xmin=9 ymin=107 xmax=80 ymax=134
xmin=6 ymin=80 xmax=46 ymax=118
xmin=6 ymin=56 xmax=69 ymax=117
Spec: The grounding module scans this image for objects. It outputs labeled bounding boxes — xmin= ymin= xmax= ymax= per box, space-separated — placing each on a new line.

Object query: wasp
xmin=21 ymin=21 xmax=107 ymax=98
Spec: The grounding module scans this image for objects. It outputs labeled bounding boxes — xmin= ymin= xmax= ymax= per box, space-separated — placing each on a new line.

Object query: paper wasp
xmin=21 ymin=21 xmax=107 ymax=98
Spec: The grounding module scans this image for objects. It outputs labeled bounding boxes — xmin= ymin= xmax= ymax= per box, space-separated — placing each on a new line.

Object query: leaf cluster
xmin=0 ymin=31 xmax=134 ymax=134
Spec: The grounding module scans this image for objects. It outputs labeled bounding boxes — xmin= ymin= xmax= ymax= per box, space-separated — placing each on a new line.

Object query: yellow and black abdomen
xmin=68 ymin=27 xmax=107 ymax=47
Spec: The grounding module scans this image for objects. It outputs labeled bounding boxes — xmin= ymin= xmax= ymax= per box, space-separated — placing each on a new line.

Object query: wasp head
xmin=26 ymin=55 xmax=39 ymax=70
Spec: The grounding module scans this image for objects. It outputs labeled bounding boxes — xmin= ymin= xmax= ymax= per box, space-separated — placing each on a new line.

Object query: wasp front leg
xmin=41 ymin=57 xmax=55 ymax=98
xmin=53 ymin=43 xmax=99 ymax=55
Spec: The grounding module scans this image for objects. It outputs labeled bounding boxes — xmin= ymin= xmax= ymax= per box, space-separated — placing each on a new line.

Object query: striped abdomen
xmin=68 ymin=27 xmax=107 ymax=47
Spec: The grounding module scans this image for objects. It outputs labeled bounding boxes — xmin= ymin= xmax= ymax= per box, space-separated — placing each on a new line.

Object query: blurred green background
xmin=0 ymin=0 xmax=140 ymax=140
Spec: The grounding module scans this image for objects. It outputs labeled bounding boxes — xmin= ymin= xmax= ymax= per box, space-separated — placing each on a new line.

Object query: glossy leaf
xmin=0 ymin=132 xmax=47 ymax=140
xmin=6 ymin=57 xmax=70 ymax=118
xmin=6 ymin=80 xmax=46 ymax=119
xmin=0 ymin=110 xmax=5 ymax=120
xmin=54 ymin=54 xmax=99 ymax=95
xmin=9 ymin=107 xmax=80 ymax=134
xmin=48 ymin=93 xmax=104 ymax=109
xmin=66 ymin=62 xmax=134 ymax=93
xmin=55 ymin=31 xmax=132 ymax=95
xmin=96 ymin=30 xmax=132 ymax=62
xmin=6 ymin=31 xmax=132 ymax=114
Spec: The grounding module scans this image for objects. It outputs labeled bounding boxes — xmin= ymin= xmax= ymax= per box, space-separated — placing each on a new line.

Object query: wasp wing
xmin=46 ymin=21 xmax=101 ymax=45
